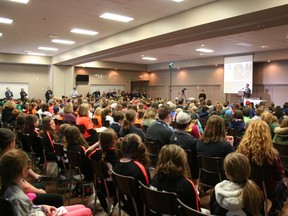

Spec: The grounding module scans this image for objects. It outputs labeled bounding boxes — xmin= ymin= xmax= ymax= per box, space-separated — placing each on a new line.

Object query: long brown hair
xmin=155 ymin=144 xmax=189 ymax=179
xmin=117 ymin=134 xmax=150 ymax=167
xmin=201 ymin=115 xmax=226 ymax=143
xmin=41 ymin=116 xmax=59 ymax=141
xmin=65 ymin=126 xmax=89 ymax=150
xmin=0 ymin=149 xmax=30 ymax=191
xmin=224 ymin=153 xmax=263 ymax=216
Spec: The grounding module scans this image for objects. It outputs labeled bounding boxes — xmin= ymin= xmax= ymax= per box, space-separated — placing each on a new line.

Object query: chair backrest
xmin=67 ymin=151 xmax=83 ymax=173
xmin=138 ymin=180 xmax=179 ymax=215
xmin=273 ymin=142 xmax=288 ymax=157
xmin=226 ymin=128 xmax=244 ymax=148
xmin=0 ymin=198 xmax=15 ymax=216
xmin=111 ymin=170 xmax=140 ymax=216
xmin=249 ymin=163 xmax=269 ymax=216
xmin=92 ymin=118 xmax=99 ymax=126
xmin=90 ymin=159 xmax=109 ymax=179
xmin=19 ymin=133 xmax=34 ymax=153
xmin=76 ymin=124 xmax=85 ymax=134
xmin=177 ymin=198 xmax=214 ymax=216
xmin=142 ymin=125 xmax=149 ymax=134
xmin=54 ymin=142 xmax=66 ymax=157
xmin=102 ymin=120 xmax=110 ymax=128
xmin=197 ymin=154 xmax=224 ymax=189
xmin=134 ymin=123 xmax=141 ymax=129
xmin=145 ymin=140 xmax=162 ymax=167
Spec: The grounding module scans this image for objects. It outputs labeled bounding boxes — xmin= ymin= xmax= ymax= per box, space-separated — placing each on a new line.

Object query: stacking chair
xmin=197 ymin=154 xmax=225 ymax=192
xmin=67 ymin=151 xmax=93 ymax=204
xmin=141 ymin=125 xmax=149 ymax=134
xmin=53 ymin=142 xmax=70 ymax=200
xmin=134 ymin=123 xmax=141 ymax=129
xmin=250 ymin=163 xmax=270 ymax=216
xmin=19 ymin=133 xmax=37 ymax=170
xmin=111 ymin=170 xmax=141 ymax=216
xmin=138 ymin=180 xmax=179 ymax=215
xmin=177 ymin=198 xmax=214 ymax=216
xmin=102 ymin=120 xmax=110 ymax=128
xmin=145 ymin=140 xmax=162 ymax=167
xmin=0 ymin=198 xmax=15 ymax=216
xmin=76 ymin=124 xmax=86 ymax=134
xmin=226 ymin=128 xmax=244 ymax=149
xmin=90 ymin=159 xmax=116 ymax=216
xmin=273 ymin=142 xmax=288 ymax=175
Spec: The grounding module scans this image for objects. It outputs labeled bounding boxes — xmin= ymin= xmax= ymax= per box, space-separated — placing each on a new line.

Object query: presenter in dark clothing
xmin=198 ymin=90 xmax=206 ymax=101
xmin=5 ymin=87 xmax=13 ymax=100
xmin=20 ymin=88 xmax=28 ymax=101
xmin=244 ymin=83 xmax=251 ymax=98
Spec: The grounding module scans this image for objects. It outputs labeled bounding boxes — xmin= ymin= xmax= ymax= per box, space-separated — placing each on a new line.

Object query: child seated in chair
xmin=85 ymin=128 xmax=118 ymax=213
xmin=210 ymin=152 xmax=264 ymax=216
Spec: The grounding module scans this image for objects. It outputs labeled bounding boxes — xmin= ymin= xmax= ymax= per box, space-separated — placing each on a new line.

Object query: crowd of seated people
xmin=1 ymin=91 xmax=288 ymax=215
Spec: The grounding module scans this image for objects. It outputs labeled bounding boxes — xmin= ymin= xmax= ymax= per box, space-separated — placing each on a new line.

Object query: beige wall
xmin=74 ymin=67 xmax=150 ymax=95
xmin=0 ymin=64 xmax=49 ymax=100
xmin=1 ymin=60 xmax=288 ymax=106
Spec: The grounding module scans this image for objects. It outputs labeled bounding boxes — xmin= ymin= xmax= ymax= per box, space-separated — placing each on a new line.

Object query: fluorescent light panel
xmin=8 ymin=0 xmax=29 ymax=3
xmin=0 ymin=17 xmax=13 ymax=24
xmin=71 ymin=28 xmax=98 ymax=35
xmin=142 ymin=57 xmax=157 ymax=61
xmin=196 ymin=48 xmax=214 ymax=53
xmin=0 ymin=33 xmax=2 ymax=37
xmin=28 ymin=52 xmax=46 ymax=56
xmin=172 ymin=0 xmax=184 ymax=2
xmin=100 ymin=13 xmax=134 ymax=22
xmin=38 ymin=47 xmax=58 ymax=51
xmin=51 ymin=39 xmax=75 ymax=44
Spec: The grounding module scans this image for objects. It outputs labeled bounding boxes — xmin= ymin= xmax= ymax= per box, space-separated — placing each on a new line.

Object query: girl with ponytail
xmin=211 ymin=152 xmax=264 ymax=216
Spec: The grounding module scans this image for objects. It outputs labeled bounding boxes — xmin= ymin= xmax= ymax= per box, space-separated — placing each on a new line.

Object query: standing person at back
xmin=198 ymin=90 xmax=206 ymax=101
xmin=45 ymin=87 xmax=53 ymax=103
xmin=71 ymin=87 xmax=78 ymax=99
xmin=20 ymin=88 xmax=28 ymax=101
xmin=5 ymin=87 xmax=13 ymax=100
xmin=145 ymin=106 xmax=173 ymax=146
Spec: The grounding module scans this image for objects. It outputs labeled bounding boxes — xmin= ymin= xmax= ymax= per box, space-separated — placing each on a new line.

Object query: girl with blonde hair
xmin=211 ymin=152 xmax=263 ymax=216
xmin=76 ymin=103 xmax=98 ymax=144
xmin=237 ymin=120 xmax=288 ymax=214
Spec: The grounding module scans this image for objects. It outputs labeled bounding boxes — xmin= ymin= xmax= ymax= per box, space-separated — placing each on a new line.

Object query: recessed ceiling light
xmin=71 ymin=28 xmax=98 ymax=36
xmin=196 ymin=48 xmax=214 ymax=53
xmin=0 ymin=17 xmax=13 ymax=24
xmin=28 ymin=52 xmax=46 ymax=56
xmin=142 ymin=57 xmax=157 ymax=61
xmin=8 ymin=0 xmax=29 ymax=3
xmin=51 ymin=39 xmax=75 ymax=44
xmin=172 ymin=0 xmax=184 ymax=2
xmin=38 ymin=47 xmax=58 ymax=51
xmin=236 ymin=43 xmax=252 ymax=47
xmin=0 ymin=33 xmax=2 ymax=37
xmin=261 ymin=45 xmax=268 ymax=48
xmin=100 ymin=13 xmax=134 ymax=22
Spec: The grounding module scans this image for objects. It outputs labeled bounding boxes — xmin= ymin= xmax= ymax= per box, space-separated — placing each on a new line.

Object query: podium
xmin=238 ymin=90 xmax=244 ymax=97
xmin=238 ymin=90 xmax=244 ymax=102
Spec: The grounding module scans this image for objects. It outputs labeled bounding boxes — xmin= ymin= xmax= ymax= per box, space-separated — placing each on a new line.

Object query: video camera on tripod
xmin=181 ymin=88 xmax=187 ymax=93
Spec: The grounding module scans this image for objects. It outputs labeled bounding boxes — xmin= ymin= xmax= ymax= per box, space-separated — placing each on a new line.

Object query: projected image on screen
xmin=224 ymin=55 xmax=253 ymax=94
